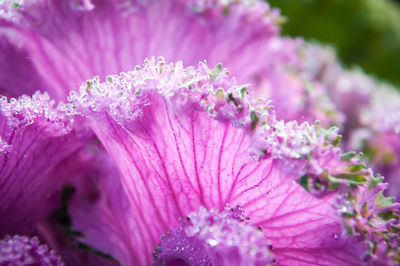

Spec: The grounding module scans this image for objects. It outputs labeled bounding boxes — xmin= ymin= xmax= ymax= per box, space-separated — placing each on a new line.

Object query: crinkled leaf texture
xmin=0 ymin=0 xmax=341 ymax=127
xmin=0 ymin=0 xmax=287 ymax=100
xmin=0 ymin=1 xmax=396 ymax=265
xmin=69 ymin=59 xmax=365 ymax=265
xmin=302 ymin=43 xmax=400 ymax=200
xmin=0 ymin=92 xmax=88 ymax=236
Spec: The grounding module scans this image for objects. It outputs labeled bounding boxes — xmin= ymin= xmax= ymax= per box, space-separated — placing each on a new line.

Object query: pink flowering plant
xmin=0 ymin=1 xmax=399 ymax=265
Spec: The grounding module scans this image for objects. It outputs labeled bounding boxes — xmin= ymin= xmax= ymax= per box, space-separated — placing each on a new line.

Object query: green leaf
xmin=335 ymin=173 xmax=367 ymax=185
xmin=299 ymin=175 xmax=309 ymax=191
xmin=378 ymin=211 xmax=399 ymax=222
xmin=375 ymin=191 xmax=394 ymax=208
xmin=332 ymin=135 xmax=342 ymax=147
xmin=342 ymin=212 xmax=356 ymax=218
xmin=208 ymin=63 xmax=223 ymax=81
xmin=250 ymin=110 xmax=259 ymax=131
xmin=341 ymin=151 xmax=356 ymax=161
xmin=368 ymin=175 xmax=384 ymax=189
xmin=350 ymin=163 xmax=366 ymax=172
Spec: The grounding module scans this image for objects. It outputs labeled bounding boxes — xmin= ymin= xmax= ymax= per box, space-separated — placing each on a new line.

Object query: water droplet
xmin=206 ymin=239 xmax=218 ymax=246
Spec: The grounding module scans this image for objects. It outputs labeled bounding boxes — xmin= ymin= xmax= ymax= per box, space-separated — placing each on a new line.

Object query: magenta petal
xmin=0 ymin=92 xmax=88 ymax=236
xmin=0 ymin=37 xmax=49 ymax=99
xmin=0 ymin=1 xmax=100 ymax=99
xmin=70 ymin=58 xmax=370 ymax=265
xmin=66 ymin=145 xmax=140 ymax=265
xmin=0 ymin=0 xmax=338 ymax=126
xmin=34 ymin=143 xmax=137 ymax=266
xmin=0 ymin=20 xmax=82 ymax=99
xmin=0 ymin=235 xmax=63 ymax=265
xmin=0 ymin=0 xmax=288 ymax=100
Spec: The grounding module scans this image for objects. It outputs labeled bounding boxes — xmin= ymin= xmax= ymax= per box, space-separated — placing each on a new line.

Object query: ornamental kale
xmin=0 ymin=1 xmax=399 ymax=265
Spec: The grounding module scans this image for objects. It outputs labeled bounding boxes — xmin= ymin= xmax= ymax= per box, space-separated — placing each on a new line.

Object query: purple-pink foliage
xmin=0 ymin=0 xmax=399 ymax=265
xmin=154 ymin=206 xmax=274 ymax=266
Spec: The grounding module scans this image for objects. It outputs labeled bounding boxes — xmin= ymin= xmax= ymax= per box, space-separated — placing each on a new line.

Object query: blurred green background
xmin=268 ymin=0 xmax=400 ymax=87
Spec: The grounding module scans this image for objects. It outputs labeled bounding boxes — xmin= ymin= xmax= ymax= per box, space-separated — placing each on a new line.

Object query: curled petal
xmin=0 ymin=92 xmax=88 ymax=235
xmin=0 ymin=0 xmax=285 ymax=100
xmin=0 ymin=0 xmax=341 ymax=127
xmin=69 ymin=58 xmax=370 ymax=264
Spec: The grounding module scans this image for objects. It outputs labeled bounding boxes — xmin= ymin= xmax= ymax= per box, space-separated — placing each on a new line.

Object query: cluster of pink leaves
xmin=0 ymin=0 xmax=399 ymax=265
